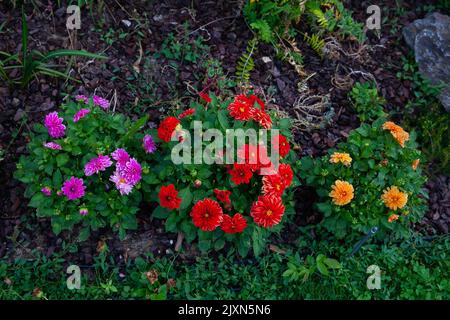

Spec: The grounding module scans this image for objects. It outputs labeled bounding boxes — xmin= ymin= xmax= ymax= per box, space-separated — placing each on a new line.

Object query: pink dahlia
xmin=79 ymin=208 xmax=89 ymax=216
xmin=84 ymin=155 xmax=113 ymax=176
xmin=41 ymin=187 xmax=51 ymax=196
xmin=110 ymin=170 xmax=133 ymax=195
xmin=93 ymin=95 xmax=110 ymax=109
xmin=44 ymin=112 xmax=66 ymax=138
xmin=75 ymin=95 xmax=89 ymax=103
xmin=143 ymin=135 xmax=156 ymax=154
xmin=111 ymin=148 xmax=130 ymax=170
xmin=123 ymin=158 xmax=142 ymax=185
xmin=73 ymin=108 xmax=91 ymax=122
xmin=62 ymin=177 xmax=85 ymax=200
xmin=43 ymin=142 xmax=62 ymax=150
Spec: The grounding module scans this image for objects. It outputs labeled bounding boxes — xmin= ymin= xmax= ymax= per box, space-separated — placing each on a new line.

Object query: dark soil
xmin=0 ymin=0 xmax=448 ymax=265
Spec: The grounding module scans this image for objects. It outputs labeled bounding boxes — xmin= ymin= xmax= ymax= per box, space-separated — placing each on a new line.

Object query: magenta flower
xmin=62 ymin=177 xmax=85 ymax=200
xmin=111 ymin=148 xmax=130 ymax=170
xmin=73 ymin=108 xmax=91 ymax=122
xmin=41 ymin=187 xmax=51 ymax=196
xmin=123 ymin=158 xmax=142 ymax=185
xmin=143 ymin=135 xmax=156 ymax=154
xmin=43 ymin=142 xmax=62 ymax=150
xmin=93 ymin=95 xmax=110 ymax=110
xmin=79 ymin=208 xmax=89 ymax=216
xmin=110 ymin=170 xmax=133 ymax=195
xmin=84 ymin=155 xmax=113 ymax=176
xmin=44 ymin=112 xmax=66 ymax=138
xmin=75 ymin=95 xmax=89 ymax=103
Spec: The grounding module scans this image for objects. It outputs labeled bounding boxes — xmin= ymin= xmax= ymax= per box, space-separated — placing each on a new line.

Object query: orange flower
xmin=329 ymin=152 xmax=352 ymax=166
xmin=381 ymin=186 xmax=408 ymax=210
xmin=382 ymin=121 xmax=409 ymax=147
xmin=412 ymin=159 xmax=420 ymax=170
xmin=329 ymin=180 xmax=354 ymax=206
xmin=388 ymin=214 xmax=399 ymax=223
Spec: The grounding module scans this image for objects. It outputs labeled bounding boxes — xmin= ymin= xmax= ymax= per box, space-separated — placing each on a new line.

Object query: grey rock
xmin=403 ymin=12 xmax=450 ymax=111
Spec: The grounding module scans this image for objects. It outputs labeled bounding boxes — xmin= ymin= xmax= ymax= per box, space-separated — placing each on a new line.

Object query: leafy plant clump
xmin=14 ymin=95 xmax=155 ymax=240
xmin=149 ymin=92 xmax=299 ymax=256
xmin=349 ymin=82 xmax=386 ymax=123
xmin=298 ymin=118 xmax=427 ymax=239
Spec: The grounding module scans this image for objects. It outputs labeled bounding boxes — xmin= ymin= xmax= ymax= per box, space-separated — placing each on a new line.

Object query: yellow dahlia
xmin=381 ymin=186 xmax=408 ymax=210
xmin=329 ymin=180 xmax=354 ymax=206
xmin=382 ymin=121 xmax=409 ymax=147
xmin=329 ymin=152 xmax=352 ymax=166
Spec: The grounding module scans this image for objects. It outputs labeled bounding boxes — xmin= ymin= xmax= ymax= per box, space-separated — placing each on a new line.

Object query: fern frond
xmin=250 ymin=20 xmax=273 ymax=43
xmin=235 ymin=38 xmax=259 ymax=84
xmin=304 ymin=33 xmax=325 ymax=57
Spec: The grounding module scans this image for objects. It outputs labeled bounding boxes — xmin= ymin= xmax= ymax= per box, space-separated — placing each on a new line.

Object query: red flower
xmin=278 ymin=163 xmax=294 ymax=187
xmin=274 ymin=134 xmax=290 ymax=157
xmin=221 ymin=213 xmax=247 ymax=234
xmin=229 ymin=163 xmax=253 ymax=185
xmin=214 ymin=188 xmax=231 ymax=205
xmin=179 ymin=108 xmax=196 ymax=119
xmin=227 ymin=94 xmax=253 ymax=121
xmin=199 ymin=92 xmax=212 ymax=103
xmin=248 ymin=94 xmax=265 ymax=110
xmin=262 ymin=174 xmax=286 ymax=197
xmin=250 ymin=195 xmax=285 ymax=228
xmin=252 ymin=109 xmax=272 ymax=129
xmin=157 ymin=116 xmax=180 ymax=142
xmin=190 ymin=198 xmax=223 ymax=231
xmin=159 ymin=184 xmax=182 ymax=210
xmin=237 ymin=144 xmax=270 ymax=171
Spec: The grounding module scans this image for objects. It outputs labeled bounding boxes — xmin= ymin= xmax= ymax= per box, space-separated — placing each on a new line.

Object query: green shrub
xmin=298 ymin=118 xmax=427 ymax=239
xmin=349 ymin=82 xmax=386 ymax=123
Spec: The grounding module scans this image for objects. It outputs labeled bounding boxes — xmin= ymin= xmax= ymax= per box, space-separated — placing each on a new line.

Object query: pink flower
xmin=44 ymin=112 xmax=66 ymax=138
xmin=73 ymin=108 xmax=90 ymax=122
xmin=41 ymin=187 xmax=51 ymax=196
xmin=93 ymin=95 xmax=110 ymax=109
xmin=75 ymin=95 xmax=89 ymax=103
xmin=43 ymin=142 xmax=62 ymax=150
xmin=62 ymin=177 xmax=85 ymax=200
xmin=110 ymin=170 xmax=133 ymax=195
xmin=123 ymin=158 xmax=142 ymax=185
xmin=79 ymin=208 xmax=89 ymax=216
xmin=143 ymin=135 xmax=156 ymax=154
xmin=111 ymin=148 xmax=130 ymax=170
xmin=84 ymin=155 xmax=113 ymax=176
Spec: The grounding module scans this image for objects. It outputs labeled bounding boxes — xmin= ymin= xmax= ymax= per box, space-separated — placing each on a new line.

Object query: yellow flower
xmin=388 ymin=214 xmax=399 ymax=223
xmin=329 ymin=152 xmax=352 ymax=166
xmin=382 ymin=121 xmax=409 ymax=147
xmin=329 ymin=180 xmax=354 ymax=206
xmin=412 ymin=159 xmax=420 ymax=170
xmin=381 ymin=186 xmax=408 ymax=210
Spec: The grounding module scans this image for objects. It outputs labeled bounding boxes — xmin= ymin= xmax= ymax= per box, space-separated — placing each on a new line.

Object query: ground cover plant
xmin=0 ymin=0 xmax=449 ymax=302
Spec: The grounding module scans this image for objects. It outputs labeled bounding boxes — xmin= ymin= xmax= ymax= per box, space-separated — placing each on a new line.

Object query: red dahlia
xmin=229 ymin=163 xmax=253 ymax=185
xmin=274 ymin=134 xmax=290 ymax=158
xmin=179 ymin=108 xmax=196 ymax=119
xmin=190 ymin=198 xmax=223 ymax=231
xmin=237 ymin=144 xmax=270 ymax=171
xmin=221 ymin=213 xmax=247 ymax=234
xmin=250 ymin=195 xmax=285 ymax=228
xmin=262 ymin=174 xmax=286 ymax=197
xmin=157 ymin=116 xmax=180 ymax=142
xmin=159 ymin=184 xmax=182 ymax=210
xmin=214 ymin=188 xmax=231 ymax=205
xmin=227 ymin=94 xmax=253 ymax=121
xmin=252 ymin=109 xmax=272 ymax=129
xmin=278 ymin=163 xmax=293 ymax=187
xmin=199 ymin=92 xmax=212 ymax=103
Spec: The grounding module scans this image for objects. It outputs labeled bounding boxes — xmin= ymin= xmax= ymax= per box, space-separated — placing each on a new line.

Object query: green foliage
xmin=298 ymin=118 xmax=428 ymax=239
xmin=14 ymin=98 xmax=156 ymax=240
xmin=349 ymin=82 xmax=386 ymax=123
xmin=235 ymin=38 xmax=258 ymax=84
xmin=158 ymin=30 xmax=208 ymax=64
xmin=397 ymin=56 xmax=450 ymax=175
xmin=303 ymin=33 xmax=325 ymax=57
xmin=283 ymin=252 xmax=341 ymax=281
xmin=0 ymin=11 xmax=106 ymax=88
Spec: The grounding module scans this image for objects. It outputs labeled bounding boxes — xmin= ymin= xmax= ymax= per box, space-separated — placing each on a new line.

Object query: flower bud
xmin=193 ymin=179 xmax=202 ymax=188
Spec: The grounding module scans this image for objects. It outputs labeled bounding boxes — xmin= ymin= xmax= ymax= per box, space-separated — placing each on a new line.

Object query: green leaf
xmin=152 ymin=206 xmax=169 ymax=219
xmin=78 ymin=227 xmax=91 ymax=242
xmin=179 ymin=187 xmax=193 ymax=210
xmin=56 ymin=153 xmax=69 ymax=167
xmin=119 ymin=115 xmax=149 ymax=143
xmin=29 ymin=192 xmax=45 ymax=208
xmin=217 ymin=110 xmax=230 ymax=130
xmin=324 ymin=258 xmax=342 ymax=269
